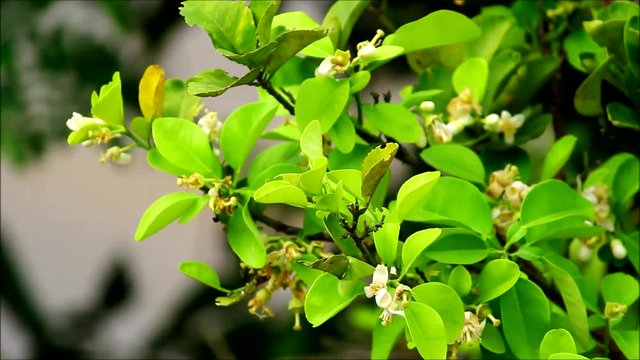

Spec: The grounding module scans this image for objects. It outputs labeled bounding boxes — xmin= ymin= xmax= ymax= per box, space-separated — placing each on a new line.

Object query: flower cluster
xmin=486 ymin=165 xmax=530 ymax=235
xmin=67 ymin=112 xmax=131 ymax=163
xmin=197 ymin=110 xmax=223 ymax=143
xmin=482 ymin=110 xmax=526 ymax=145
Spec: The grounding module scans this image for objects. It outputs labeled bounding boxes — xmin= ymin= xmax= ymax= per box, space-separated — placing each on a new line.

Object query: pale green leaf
xmin=420 ymin=144 xmax=485 ymax=184
xmin=304 ymin=273 xmax=363 ymax=327
xmin=404 ymin=302 xmax=448 ymax=359
xmin=178 ymin=260 xmax=228 ymax=292
xmin=477 ymin=259 xmax=520 ymax=303
xmin=227 ymin=205 xmax=266 ymax=268
xmin=135 ymin=192 xmax=201 ymax=241
xmin=412 ymin=282 xmax=465 ymax=344
xmin=540 ymin=135 xmax=578 ymax=181
xmin=401 ymin=228 xmax=442 ymax=277
xmin=296 ymin=77 xmax=350 ymax=132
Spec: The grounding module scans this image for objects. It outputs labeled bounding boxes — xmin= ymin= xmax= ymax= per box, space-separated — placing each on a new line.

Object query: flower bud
xmin=420 ymin=101 xmax=435 ymax=113
xmin=605 ymin=301 xmax=627 ymax=320
xmin=610 ymin=239 xmax=627 ymax=259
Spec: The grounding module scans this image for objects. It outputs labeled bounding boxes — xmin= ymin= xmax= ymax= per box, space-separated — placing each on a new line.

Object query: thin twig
xmin=257 ymin=75 xmax=295 ymax=115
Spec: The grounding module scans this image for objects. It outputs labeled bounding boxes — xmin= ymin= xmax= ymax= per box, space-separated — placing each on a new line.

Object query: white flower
xmin=315 ymin=56 xmax=335 ymax=78
xmin=357 ymin=43 xmax=377 ymax=60
xmin=458 ymin=311 xmax=486 ymax=345
xmin=611 ymin=239 xmax=627 ymax=259
xmin=577 ymin=242 xmax=594 ymax=262
xmin=431 ymin=120 xmax=456 ymax=143
xmin=66 ymin=112 xmax=105 ymax=131
xmin=504 ymin=180 xmax=529 ymax=207
xmin=198 ymin=111 xmax=222 ymax=141
xmin=482 ymin=111 xmax=525 ymax=144
xmin=365 ymin=264 xmax=392 ymax=308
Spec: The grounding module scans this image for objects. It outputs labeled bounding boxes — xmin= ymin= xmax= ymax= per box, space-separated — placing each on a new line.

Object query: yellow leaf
xmin=139 ymin=64 xmax=165 ymax=120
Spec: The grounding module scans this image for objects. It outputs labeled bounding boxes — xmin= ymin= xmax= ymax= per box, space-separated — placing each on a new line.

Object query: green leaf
xmin=152 ymin=117 xmax=221 ymax=178
xmin=424 ymin=228 xmax=488 ymax=265
xmin=271 ymin=12 xmax=333 ymax=58
xmin=324 ymin=0 xmax=370 ymax=49
xmin=448 ymin=265 xmax=472 ymax=297
xmin=349 ymin=71 xmax=370 ymax=94
xmin=466 ymin=14 xmax=514 ymax=61
xmin=539 ymin=329 xmax=577 ymax=359
xmin=361 ymin=143 xmax=398 ymax=202
xmin=563 ymin=27 xmax=608 ymax=73
xmin=412 ymin=282 xmax=465 ymax=344
xmin=481 ymin=323 xmax=506 ymax=354
xmin=395 ymin=171 xmax=440 ymax=221
xmin=248 ymin=141 xmax=302 ymax=185
xmin=180 ymin=0 xmax=256 ymax=54
xmin=163 ymin=79 xmax=203 ymax=120
xmin=477 ymin=259 xmax=520 ymax=303
xmin=254 ymin=0 xmax=280 ymax=46
xmin=130 ymin=116 xmax=150 ymax=144
xmin=406 ymin=177 xmax=493 ymax=235
xmin=542 ymin=257 xmax=591 ymax=350
xmin=91 ymin=72 xmax=124 ymax=126
xmin=607 ymin=101 xmax=640 ymax=130
xmin=420 ymin=144 xmax=485 ymax=185
xmin=363 ymin=103 xmax=423 ymax=143
xmin=323 ymin=214 xmax=361 ymax=257
xmin=329 ymin=114 xmax=356 ymax=154
xmin=525 ymin=216 xmax=605 ymax=244
xmin=179 ymin=195 xmax=210 ymax=224
xmin=220 ymin=42 xmax=278 ymax=68
xmin=187 ymin=68 xmax=260 ymax=97
xmin=178 ymin=260 xmax=227 ymax=292
xmin=250 ymin=164 xmax=305 ymax=191
xmin=221 ymin=101 xmax=278 ymax=172
xmin=520 ymin=180 xmax=594 ymax=229
xmin=300 ymin=157 xmax=327 ymax=194
xmin=227 ymin=205 xmax=266 ymax=268
xmin=611 ymin=153 xmax=640 ymax=205
xmin=135 ymin=192 xmax=202 ymax=241
xmin=500 ymin=278 xmax=551 ymax=359
xmin=602 ymin=273 xmax=639 ymax=306
xmin=574 ymin=56 xmax=613 ymax=116
xmin=253 ymin=180 xmax=308 ymax=208
xmin=296 ymin=77 xmax=350 ymax=132
xmin=611 ymin=329 xmax=640 ymax=360
xmin=548 ymin=353 xmax=588 ymax=360
xmin=496 ymin=55 xmax=561 ymax=112
xmin=452 ymin=57 xmax=489 ymax=102
xmin=300 ymin=120 xmax=323 ymax=166
xmin=310 ymin=255 xmax=350 ymax=279
xmin=304 ymin=273 xmax=363 ymax=327
xmin=404 ymin=302 xmax=448 ymax=359
xmin=266 ymin=29 xmax=329 ymax=75
xmin=146 ymin=149 xmax=190 ymax=177
xmin=326 ymin=169 xmax=363 ymax=200
xmin=540 ymin=135 xmax=578 ymax=181
xmin=371 ymin=316 xmax=405 ymax=360
xmin=400 ymin=89 xmax=443 ymax=108
xmin=514 ymin=112 xmax=553 ymax=146
xmin=373 ymin=222 xmax=400 ymax=266
xmin=625 ymin=15 xmax=639 ymax=78
xmin=390 ymin=10 xmax=480 ymax=53
xmin=401 ymin=228 xmax=442 ymax=277
xmin=484 ymin=49 xmax=521 ymax=110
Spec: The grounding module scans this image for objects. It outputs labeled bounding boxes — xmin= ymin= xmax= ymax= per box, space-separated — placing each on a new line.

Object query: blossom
xmin=582 ymin=185 xmax=614 ymax=231
xmin=431 ymin=120 xmax=457 ymax=143
xmin=482 ymin=111 xmax=525 ymax=144
xmin=315 ymin=56 xmax=335 ymax=78
xmin=504 ymin=180 xmax=530 ymax=207
xmin=486 ymin=164 xmax=520 ymax=199
xmin=99 ymin=146 xmax=131 ymax=164
xmin=315 ymin=50 xmax=351 ymax=77
xmin=198 ymin=111 xmax=222 ymax=141
xmin=66 ymin=112 xmax=105 ymax=131
xmin=419 ymin=101 xmax=435 ymax=113
xmin=458 ymin=311 xmax=486 ymax=345
xmin=364 ymin=264 xmax=392 ymax=308
xmin=610 ymin=239 xmax=627 ymax=259
xmin=356 ymin=29 xmax=384 ymax=62
xmin=446 ymin=88 xmax=482 ymax=132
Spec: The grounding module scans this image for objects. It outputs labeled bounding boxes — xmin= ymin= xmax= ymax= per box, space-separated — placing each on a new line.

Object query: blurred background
xmin=0 ymin=0 xmax=510 ymax=358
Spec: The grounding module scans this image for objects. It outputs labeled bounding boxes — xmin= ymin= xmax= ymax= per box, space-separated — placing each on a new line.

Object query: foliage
xmin=65 ymin=1 xmax=639 ymax=359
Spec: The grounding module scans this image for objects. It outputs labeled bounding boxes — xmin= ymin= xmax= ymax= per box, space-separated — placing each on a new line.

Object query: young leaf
xmin=371 ymin=317 xmax=405 ymax=360
xmin=481 ymin=322 xmax=506 ymax=354
xmin=363 ymin=103 xmax=423 ymax=143
xmin=349 ymin=71 xmax=371 ymax=94
xmin=401 ymin=228 xmax=442 ymax=277
xmin=178 ymin=260 xmax=228 ymax=292
xmin=253 ymin=180 xmax=308 ymax=208
xmin=139 ymin=64 xmax=165 ymax=120
xmin=395 ymin=171 xmax=440 ymax=221
xmin=187 ymin=68 xmax=260 ymax=97
xmin=180 ymin=0 xmax=256 ymax=54
xmin=310 ymin=255 xmax=350 ymax=279
xmin=540 ymin=135 xmax=577 ymax=181
xmin=373 ymin=222 xmax=400 ymax=266
xmin=606 ymin=101 xmax=640 ymax=130
xmin=329 ymin=114 xmax=356 ymax=154
xmin=271 ymin=12 xmax=333 ymax=58
xmin=135 ymin=192 xmax=202 ymax=241
xmin=296 ymin=77 xmax=350 ymax=132
xmin=448 ymin=265 xmax=472 ymax=297
xmin=412 ymin=282 xmax=465 ymax=344
xmin=423 ymin=228 xmax=488 ymax=265
xmin=227 ymin=205 xmax=266 ymax=269
xmin=254 ymin=0 xmax=280 ymax=46
xmin=520 ymin=180 xmax=594 ymax=229
xmin=146 ymin=149 xmax=190 ymax=177
xmin=300 ymin=120 xmax=324 ymax=166
xmin=539 ymin=329 xmax=578 ymax=359
xmin=304 ymin=273 xmax=363 ymax=327
xmin=404 ymin=302 xmax=448 ymax=359
xmin=452 ymin=57 xmax=489 ymax=102
xmin=361 ymin=143 xmax=398 ymax=202
xmin=420 ymin=144 xmax=485 ymax=185
xmin=163 ymin=78 xmax=203 ymax=120
xmin=389 ymin=10 xmax=480 ymax=53
xmin=179 ymin=195 xmax=210 ymax=224
xmin=602 ymin=273 xmax=639 ymax=306
xmin=265 ymin=29 xmax=328 ymax=74
xmin=477 ymin=259 xmax=520 ymax=303
xmin=221 ymin=100 xmax=278 ymax=172
xmin=248 ymin=141 xmax=302 ymax=185
xmin=300 ymin=157 xmax=328 ymax=194
xmin=542 ymin=257 xmax=591 ymax=350
xmin=500 ymin=278 xmax=551 ymax=359
xmin=152 ymin=117 xmax=221 ymax=178
xmin=91 ymin=72 xmax=124 ymax=126
xmin=323 ymin=0 xmax=370 ymax=49
xmin=405 ymin=177 xmax=493 ymax=235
